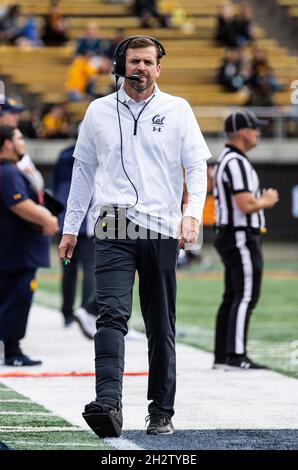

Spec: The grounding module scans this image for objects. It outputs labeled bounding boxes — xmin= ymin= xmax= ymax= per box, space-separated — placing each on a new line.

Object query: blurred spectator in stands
xmin=66 ymin=52 xmax=110 ymax=101
xmin=216 ymin=1 xmax=254 ymax=48
xmin=42 ymin=0 xmax=68 ymax=46
xmin=247 ymin=47 xmax=284 ymax=106
xmin=216 ymin=2 xmax=238 ymax=48
xmin=76 ymin=23 xmax=104 ymax=57
xmin=217 ymin=47 xmax=251 ymax=92
xmin=42 ymin=104 xmax=71 ymax=138
xmin=0 ymin=4 xmax=22 ymax=44
xmin=169 ymin=2 xmax=188 ymax=30
xmin=133 ymin=0 xmax=169 ymax=28
xmin=103 ymin=27 xmax=125 ymax=61
xmin=18 ymin=109 xmax=45 ymax=139
xmin=0 ymin=4 xmax=42 ymax=48
xmin=17 ymin=6 xmax=43 ymax=48
xmin=235 ymin=3 xmax=253 ymax=47
xmin=14 ymin=7 xmax=43 ymax=49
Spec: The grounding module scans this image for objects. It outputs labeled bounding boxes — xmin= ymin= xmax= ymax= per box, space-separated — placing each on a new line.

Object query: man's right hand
xmin=58 ymin=234 xmax=77 ymax=261
xmin=262 ymin=188 xmax=279 ymax=208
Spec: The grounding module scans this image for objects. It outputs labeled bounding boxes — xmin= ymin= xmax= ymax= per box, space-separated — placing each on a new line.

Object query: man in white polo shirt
xmin=59 ymin=36 xmax=211 ymax=438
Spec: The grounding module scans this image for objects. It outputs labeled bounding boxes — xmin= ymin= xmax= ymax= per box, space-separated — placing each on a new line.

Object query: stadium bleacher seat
xmin=0 ymin=0 xmax=297 ymax=133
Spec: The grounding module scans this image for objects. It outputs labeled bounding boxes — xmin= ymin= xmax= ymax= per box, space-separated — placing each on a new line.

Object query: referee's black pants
xmin=214 ymin=229 xmax=263 ymax=362
xmin=93 ymin=233 xmax=178 ymax=418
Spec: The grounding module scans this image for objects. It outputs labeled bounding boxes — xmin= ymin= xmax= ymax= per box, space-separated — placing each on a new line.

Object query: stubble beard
xmin=131 ymin=76 xmax=154 ymax=93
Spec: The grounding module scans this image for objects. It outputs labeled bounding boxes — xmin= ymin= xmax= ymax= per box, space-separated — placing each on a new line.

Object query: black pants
xmin=93 ymin=233 xmax=178 ymax=417
xmin=61 ymin=235 xmax=97 ymax=318
xmin=0 ymin=269 xmax=36 ymax=358
xmin=214 ymin=230 xmax=263 ymax=362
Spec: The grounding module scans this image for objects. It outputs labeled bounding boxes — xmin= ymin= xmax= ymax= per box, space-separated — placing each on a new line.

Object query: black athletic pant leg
xmin=93 ymin=238 xmax=137 ymax=406
xmin=138 ymin=237 xmax=178 ymax=418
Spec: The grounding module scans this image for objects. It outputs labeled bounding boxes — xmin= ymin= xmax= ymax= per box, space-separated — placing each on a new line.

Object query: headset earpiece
xmin=113 ymin=39 xmax=127 ymax=78
xmin=113 ymin=35 xmax=166 ymax=79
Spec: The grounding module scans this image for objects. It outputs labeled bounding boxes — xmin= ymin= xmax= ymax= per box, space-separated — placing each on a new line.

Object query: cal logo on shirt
xmin=152 ymin=114 xmax=166 ymax=132
xmin=13 ymin=193 xmax=22 ymax=200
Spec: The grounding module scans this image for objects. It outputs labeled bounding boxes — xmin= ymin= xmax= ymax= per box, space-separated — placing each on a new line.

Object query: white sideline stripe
xmin=235 ymin=231 xmax=253 ymax=354
xmin=0 ymin=399 xmax=31 ymax=403
xmin=104 ymin=437 xmax=143 ymax=451
xmin=0 ymin=426 xmax=85 ymax=432
xmin=0 ymin=411 xmax=52 ymax=416
xmin=6 ymin=441 xmax=101 ymax=448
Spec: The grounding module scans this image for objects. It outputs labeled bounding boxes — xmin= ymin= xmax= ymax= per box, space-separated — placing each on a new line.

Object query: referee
xmin=213 ymin=109 xmax=279 ymax=370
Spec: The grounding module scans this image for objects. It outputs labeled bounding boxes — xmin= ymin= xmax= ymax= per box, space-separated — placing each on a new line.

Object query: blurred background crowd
xmin=1 ymin=0 xmax=297 ymax=139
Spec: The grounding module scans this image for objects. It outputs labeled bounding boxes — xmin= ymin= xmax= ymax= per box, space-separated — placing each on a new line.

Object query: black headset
xmin=113 ymin=35 xmax=166 ymax=79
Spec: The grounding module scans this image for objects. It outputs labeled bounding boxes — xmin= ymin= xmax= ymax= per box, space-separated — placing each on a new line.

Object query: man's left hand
xmin=177 ymin=216 xmax=200 ymax=249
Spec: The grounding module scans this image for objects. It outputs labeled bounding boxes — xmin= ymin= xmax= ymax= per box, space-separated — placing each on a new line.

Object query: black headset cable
xmin=116 ymin=77 xmax=139 ymax=209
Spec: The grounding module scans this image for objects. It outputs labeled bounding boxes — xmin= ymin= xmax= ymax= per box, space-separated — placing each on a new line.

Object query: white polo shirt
xmin=63 ymin=85 xmax=211 ymax=237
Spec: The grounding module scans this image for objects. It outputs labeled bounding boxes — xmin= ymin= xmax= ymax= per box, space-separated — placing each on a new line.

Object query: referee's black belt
xmin=214 ymin=225 xmax=267 ymax=235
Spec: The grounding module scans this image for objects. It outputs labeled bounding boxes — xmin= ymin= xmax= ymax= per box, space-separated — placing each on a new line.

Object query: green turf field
xmin=34 ymin=242 xmax=298 ymax=379
xmin=0 ymin=384 xmax=112 ymax=450
xmin=0 ymin=243 xmax=297 ymax=451
xmin=130 ymin=276 xmax=298 ymax=378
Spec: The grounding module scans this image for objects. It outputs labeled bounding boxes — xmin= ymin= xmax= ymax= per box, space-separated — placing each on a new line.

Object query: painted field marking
xmin=0 ymin=371 xmax=148 ymax=378
xmin=0 ymin=411 xmax=52 ymax=416
xmin=104 ymin=437 xmax=143 ymax=451
xmin=0 ymin=426 xmax=86 ymax=432
xmin=4 ymin=441 xmax=101 ymax=448
xmin=0 ymin=399 xmax=31 ymax=403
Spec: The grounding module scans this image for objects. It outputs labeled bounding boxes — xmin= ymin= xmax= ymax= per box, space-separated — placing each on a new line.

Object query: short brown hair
xmin=126 ymin=37 xmax=161 ymax=64
xmin=0 ymin=125 xmax=16 ymax=151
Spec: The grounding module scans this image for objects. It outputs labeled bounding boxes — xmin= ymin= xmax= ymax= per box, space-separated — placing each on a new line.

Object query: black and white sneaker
xmin=145 ymin=414 xmax=174 ymax=435
xmin=5 ymin=354 xmax=42 ymax=367
xmin=225 ymin=355 xmax=268 ymax=370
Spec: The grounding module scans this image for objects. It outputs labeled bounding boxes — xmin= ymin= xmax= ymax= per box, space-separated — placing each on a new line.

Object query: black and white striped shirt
xmin=214 ymin=145 xmax=265 ymax=230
